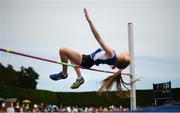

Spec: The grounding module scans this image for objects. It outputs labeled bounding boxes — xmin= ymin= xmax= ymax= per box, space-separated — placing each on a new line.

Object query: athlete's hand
xmin=84 ymin=8 xmax=91 ymax=22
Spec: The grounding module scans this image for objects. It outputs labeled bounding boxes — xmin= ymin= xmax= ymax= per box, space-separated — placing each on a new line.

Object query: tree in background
xmin=0 ymin=64 xmax=19 ymax=86
xmin=0 ymin=63 xmax=39 ymax=89
xmin=18 ymin=66 xmax=39 ymax=89
xmin=0 ymin=63 xmax=6 ymax=85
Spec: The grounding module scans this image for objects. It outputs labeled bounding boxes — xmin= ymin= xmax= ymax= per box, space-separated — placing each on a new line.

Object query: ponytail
xmin=98 ymin=70 xmax=131 ymax=98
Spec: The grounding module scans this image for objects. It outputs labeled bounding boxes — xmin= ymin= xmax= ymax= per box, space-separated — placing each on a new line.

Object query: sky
xmin=0 ymin=0 xmax=179 ymax=92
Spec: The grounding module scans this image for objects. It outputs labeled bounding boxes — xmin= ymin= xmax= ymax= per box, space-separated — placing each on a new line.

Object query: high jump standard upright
xmin=128 ymin=23 xmax=137 ymax=110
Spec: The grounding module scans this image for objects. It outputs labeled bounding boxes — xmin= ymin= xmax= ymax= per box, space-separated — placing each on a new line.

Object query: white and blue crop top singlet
xmin=90 ymin=48 xmax=116 ymax=66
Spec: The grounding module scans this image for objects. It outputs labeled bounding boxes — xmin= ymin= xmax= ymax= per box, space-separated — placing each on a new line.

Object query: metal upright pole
xmin=128 ymin=23 xmax=137 ymax=110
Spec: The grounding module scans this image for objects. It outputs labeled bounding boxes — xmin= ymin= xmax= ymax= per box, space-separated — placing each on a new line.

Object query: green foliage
xmin=0 ymin=63 xmax=39 ymax=89
xmin=136 ymin=90 xmax=153 ymax=107
xmin=172 ymin=88 xmax=180 ymax=100
xmin=0 ymin=85 xmax=59 ymax=105
xmin=18 ymin=66 xmax=39 ymax=89
xmin=0 ymin=63 xmax=180 ymax=107
xmin=56 ymin=91 xmax=130 ymax=107
xmin=0 ymin=85 xmax=180 ymax=107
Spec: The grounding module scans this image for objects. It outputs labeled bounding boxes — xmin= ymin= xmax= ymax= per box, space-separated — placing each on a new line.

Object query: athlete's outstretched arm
xmin=84 ymin=8 xmax=113 ymax=56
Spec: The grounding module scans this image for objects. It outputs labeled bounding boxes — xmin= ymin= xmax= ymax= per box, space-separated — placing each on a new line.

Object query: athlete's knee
xmin=59 ymin=47 xmax=69 ymax=55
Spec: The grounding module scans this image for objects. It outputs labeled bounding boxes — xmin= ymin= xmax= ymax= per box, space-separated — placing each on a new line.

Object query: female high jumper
xmin=50 ymin=8 xmax=130 ymax=93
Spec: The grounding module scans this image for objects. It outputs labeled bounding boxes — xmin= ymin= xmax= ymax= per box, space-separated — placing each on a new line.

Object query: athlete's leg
xmin=69 ymin=60 xmax=81 ymax=78
xmin=69 ymin=59 xmax=84 ymax=89
xmin=59 ymin=48 xmax=82 ymax=76
xmin=60 ymin=48 xmax=84 ymax=89
xmin=49 ymin=48 xmax=82 ymax=81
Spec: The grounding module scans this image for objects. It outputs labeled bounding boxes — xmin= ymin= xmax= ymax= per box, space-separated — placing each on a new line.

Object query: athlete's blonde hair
xmin=99 ymin=54 xmax=131 ymax=97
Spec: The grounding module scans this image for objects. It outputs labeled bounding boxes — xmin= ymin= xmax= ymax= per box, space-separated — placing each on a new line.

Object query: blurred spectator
xmin=67 ymin=106 xmax=71 ymax=112
xmin=6 ymin=102 xmax=15 ymax=113
xmin=0 ymin=98 xmax=131 ymax=112
xmin=15 ymin=102 xmax=20 ymax=112
xmin=103 ymin=106 xmax=108 ymax=112
xmin=72 ymin=106 xmax=78 ymax=112
xmin=39 ymin=102 xmax=44 ymax=112
xmin=85 ymin=107 xmax=88 ymax=112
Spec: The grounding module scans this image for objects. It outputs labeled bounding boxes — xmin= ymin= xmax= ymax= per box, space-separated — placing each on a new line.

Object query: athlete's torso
xmin=90 ymin=48 xmax=116 ymax=66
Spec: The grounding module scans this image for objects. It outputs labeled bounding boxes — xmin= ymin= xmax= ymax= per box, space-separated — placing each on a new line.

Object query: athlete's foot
xmin=49 ymin=72 xmax=68 ymax=81
xmin=71 ymin=77 xmax=84 ymax=89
